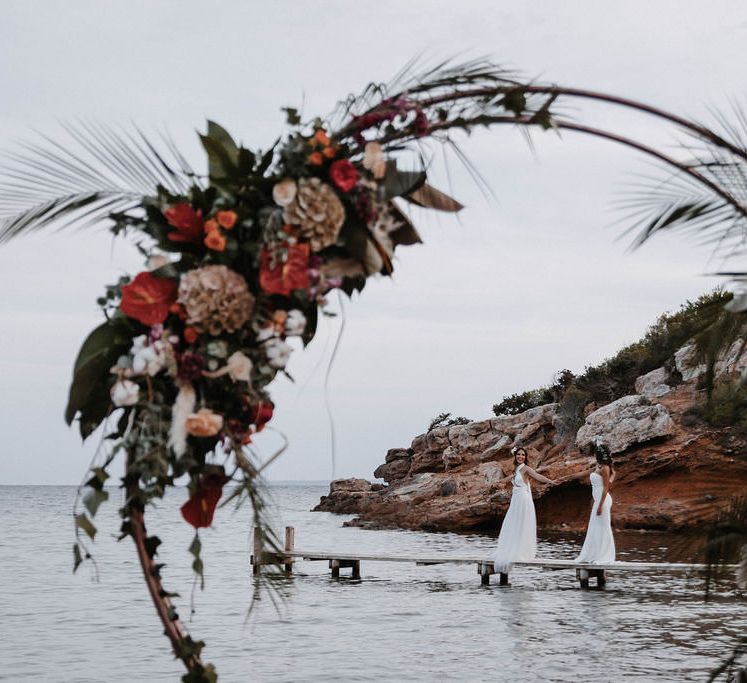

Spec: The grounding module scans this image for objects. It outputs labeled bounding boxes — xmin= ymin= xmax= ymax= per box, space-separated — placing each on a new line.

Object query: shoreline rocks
xmin=313 ymin=347 xmax=747 ymax=532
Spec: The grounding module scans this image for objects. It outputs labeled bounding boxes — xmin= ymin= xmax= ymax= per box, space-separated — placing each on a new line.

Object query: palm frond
xmin=0 ymin=123 xmax=200 ymax=244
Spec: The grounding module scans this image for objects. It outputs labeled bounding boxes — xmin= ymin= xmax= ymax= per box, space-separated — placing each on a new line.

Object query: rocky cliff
xmin=313 ymin=342 xmax=747 ymax=532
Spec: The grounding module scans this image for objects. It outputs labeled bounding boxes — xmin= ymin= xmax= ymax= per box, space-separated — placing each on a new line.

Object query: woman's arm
xmin=596 ymin=465 xmax=611 ymax=515
xmin=523 ymin=466 xmax=557 ymax=486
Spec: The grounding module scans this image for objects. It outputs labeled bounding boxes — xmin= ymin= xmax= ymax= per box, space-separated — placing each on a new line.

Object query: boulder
xmin=374 ymin=458 xmax=410 ymax=483
xmin=715 ymin=339 xmax=747 ymax=378
xmin=410 ymin=449 xmax=445 ymax=474
xmin=480 ymin=434 xmax=511 ymax=461
xmin=634 ymin=367 xmax=672 ymax=399
xmin=477 ymin=461 xmax=504 ymax=487
xmin=442 ymin=445 xmax=462 ymax=471
xmin=576 ymin=394 xmax=675 ymax=454
xmin=675 ymin=344 xmax=706 ymax=382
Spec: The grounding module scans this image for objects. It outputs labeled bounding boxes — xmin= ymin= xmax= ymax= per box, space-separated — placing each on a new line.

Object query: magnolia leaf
xmin=206 ymin=121 xmax=239 ymax=164
xmin=389 ymin=204 xmax=423 ymax=247
xmin=83 ymin=488 xmax=109 ymax=517
xmin=75 ymin=513 xmax=97 ymax=540
xmin=65 ymin=320 xmax=132 ymax=438
xmin=382 ymin=161 xmax=427 ymax=200
xmin=405 ymin=184 xmax=464 ymax=212
xmin=144 ymin=535 xmax=161 ymax=559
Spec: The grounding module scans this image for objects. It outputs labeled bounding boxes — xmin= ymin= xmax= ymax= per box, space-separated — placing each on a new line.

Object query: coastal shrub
xmin=427 ymin=412 xmax=471 ymax=432
xmin=575 ymin=290 xmax=731 ymax=404
xmin=685 ymin=378 xmax=747 ymax=435
xmin=555 ymin=386 xmax=592 ymax=437
xmin=492 ymin=389 xmax=548 ymax=416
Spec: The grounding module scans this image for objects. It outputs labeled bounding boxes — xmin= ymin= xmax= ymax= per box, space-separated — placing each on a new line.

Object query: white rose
xmin=265 ymin=338 xmax=293 ymax=369
xmin=272 ymin=178 xmax=298 ymax=207
xmin=256 ymin=325 xmax=277 ymax=342
xmin=285 ymin=309 xmax=306 ymax=336
xmin=226 ymin=351 xmax=253 ymax=382
xmin=111 ymin=379 xmax=139 ymax=407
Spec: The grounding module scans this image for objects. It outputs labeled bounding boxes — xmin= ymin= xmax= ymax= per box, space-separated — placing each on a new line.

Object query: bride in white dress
xmin=493 ymin=447 xmax=556 ymax=573
xmin=576 ymin=443 xmax=616 ymax=563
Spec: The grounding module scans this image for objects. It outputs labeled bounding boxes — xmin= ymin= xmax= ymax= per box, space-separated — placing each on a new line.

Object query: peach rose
xmin=226 ymin=351 xmax=252 ymax=382
xmin=186 ymin=408 xmax=224 ymax=437
xmin=363 ymin=141 xmax=386 ymax=179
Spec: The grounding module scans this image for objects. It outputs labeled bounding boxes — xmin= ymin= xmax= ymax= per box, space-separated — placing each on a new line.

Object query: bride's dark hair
xmin=593 ymin=442 xmax=614 ymax=473
xmin=511 ymin=446 xmax=529 ymax=469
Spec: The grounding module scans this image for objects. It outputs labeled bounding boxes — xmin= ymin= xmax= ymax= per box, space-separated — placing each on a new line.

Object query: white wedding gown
xmin=576 ymin=471 xmax=615 ymax=563
xmin=492 ymin=464 xmax=537 ymax=573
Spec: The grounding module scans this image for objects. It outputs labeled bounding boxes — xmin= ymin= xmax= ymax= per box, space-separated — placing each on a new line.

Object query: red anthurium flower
xmin=259 ymin=243 xmax=311 ymax=296
xmin=251 ymin=401 xmax=274 ymax=432
xmin=329 ymin=159 xmax=358 ymax=192
xmin=120 ymin=272 xmax=178 ymax=326
xmin=180 ymin=472 xmax=230 ymax=529
xmin=164 ymin=203 xmax=204 ymax=243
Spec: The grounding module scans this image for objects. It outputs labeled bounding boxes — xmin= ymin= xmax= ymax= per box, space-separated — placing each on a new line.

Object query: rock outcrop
xmin=314 ymin=344 xmax=747 ymax=533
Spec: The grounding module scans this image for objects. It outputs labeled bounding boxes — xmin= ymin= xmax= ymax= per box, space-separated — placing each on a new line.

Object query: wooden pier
xmin=251 ymin=526 xmax=733 ymax=590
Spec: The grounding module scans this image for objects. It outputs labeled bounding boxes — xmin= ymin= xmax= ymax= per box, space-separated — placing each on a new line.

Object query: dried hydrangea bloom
xmin=178 ymin=265 xmax=255 ymax=336
xmin=282 ymin=177 xmax=345 ymax=251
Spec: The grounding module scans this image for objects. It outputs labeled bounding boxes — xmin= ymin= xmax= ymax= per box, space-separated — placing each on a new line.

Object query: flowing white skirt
xmin=492 ymin=487 xmax=537 ymax=573
xmin=576 ymin=492 xmax=615 ymax=563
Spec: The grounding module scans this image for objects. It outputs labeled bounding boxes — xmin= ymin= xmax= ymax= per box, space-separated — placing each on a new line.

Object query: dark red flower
xmin=120 ymin=272 xmax=178 ymax=326
xmin=164 ymin=203 xmax=204 ymax=243
xmin=251 ymin=401 xmax=274 ymax=431
xmin=180 ymin=472 xmax=229 ymax=528
xmin=259 ymin=243 xmax=311 ymax=296
xmin=177 ymin=351 xmax=204 ymax=381
xmin=329 ymin=159 xmax=358 ymax=193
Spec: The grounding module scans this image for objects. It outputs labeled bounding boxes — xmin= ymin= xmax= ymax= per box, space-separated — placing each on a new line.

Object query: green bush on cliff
xmin=684 ymin=377 xmax=747 ymax=435
xmin=492 ymin=289 xmax=731 ymax=417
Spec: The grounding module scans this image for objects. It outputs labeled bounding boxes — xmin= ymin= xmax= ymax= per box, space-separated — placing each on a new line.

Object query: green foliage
xmin=492 ymin=290 xmax=732 ymax=420
xmin=555 ymin=386 xmax=592 ymax=437
xmin=685 ymin=377 xmax=747 ymax=435
xmin=575 ymin=290 xmax=730 ymax=404
xmin=427 ymin=412 xmax=471 ymax=431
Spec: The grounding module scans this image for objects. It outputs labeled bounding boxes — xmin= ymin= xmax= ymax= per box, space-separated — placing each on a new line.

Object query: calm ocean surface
xmin=0 ymin=484 xmax=744 ymax=682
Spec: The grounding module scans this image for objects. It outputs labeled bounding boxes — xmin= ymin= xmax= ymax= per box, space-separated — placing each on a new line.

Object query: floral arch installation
xmin=1 ymin=59 xmax=746 ymax=681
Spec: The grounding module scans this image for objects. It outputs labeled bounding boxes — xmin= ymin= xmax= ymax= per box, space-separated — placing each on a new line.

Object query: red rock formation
xmin=314 ymin=368 xmax=747 ymax=532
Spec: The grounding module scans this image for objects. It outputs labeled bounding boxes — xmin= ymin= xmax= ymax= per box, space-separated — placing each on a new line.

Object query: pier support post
xmin=351 ymin=560 xmax=361 ymax=579
xmin=595 ymin=569 xmax=606 ymax=589
xmin=252 ymin=525 xmax=263 ymax=575
xmin=478 ymin=562 xmax=491 ymax=585
xmin=284 ymin=526 xmax=295 ymax=574
xmin=577 ymin=568 xmax=590 ymax=589
xmin=499 ymin=572 xmax=509 ymax=586
xmin=330 ymin=559 xmax=340 ymax=578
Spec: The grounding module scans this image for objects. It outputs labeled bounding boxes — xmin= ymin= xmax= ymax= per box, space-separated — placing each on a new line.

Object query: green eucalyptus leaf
xmin=83 ymin=488 xmax=109 ymax=517
xmin=75 ymin=513 xmax=97 ymax=540
xmin=73 ymin=543 xmax=83 ymax=573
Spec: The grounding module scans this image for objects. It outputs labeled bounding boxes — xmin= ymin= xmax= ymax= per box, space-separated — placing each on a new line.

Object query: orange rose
xmin=313 ymin=129 xmax=330 ymax=146
xmin=216 ymin=211 xmax=238 ymax=229
xmin=204 ymin=230 xmax=226 ymax=251
xmin=183 ymin=327 xmax=199 ymax=344
xmin=204 ymin=218 xmax=219 ymax=233
xmin=308 ymin=151 xmax=323 ymax=166
xmin=322 ymin=146 xmax=337 ymax=159
xmin=186 ymin=408 xmax=224 ymax=437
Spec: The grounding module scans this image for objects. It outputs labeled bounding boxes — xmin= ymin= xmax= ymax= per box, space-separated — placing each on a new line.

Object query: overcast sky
xmin=1 ymin=1 xmax=745 ymax=485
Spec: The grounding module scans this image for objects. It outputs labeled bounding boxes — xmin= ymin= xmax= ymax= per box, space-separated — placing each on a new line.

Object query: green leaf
xmin=83 ymin=488 xmax=109 ymax=517
xmin=206 ymin=121 xmax=239 ymax=164
xmin=189 ymin=532 xmax=205 ymax=590
xmin=65 ymin=320 xmax=133 ymax=431
xmin=75 ymin=513 xmax=97 ymax=540
xmin=382 ymin=161 xmax=427 ymax=200
xmin=282 ymin=107 xmax=301 ymax=126
xmin=73 ymin=543 xmax=83 ymax=573
xmin=405 ymin=183 xmax=464 ymax=212
xmin=144 ymin=535 xmax=161 ymax=559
